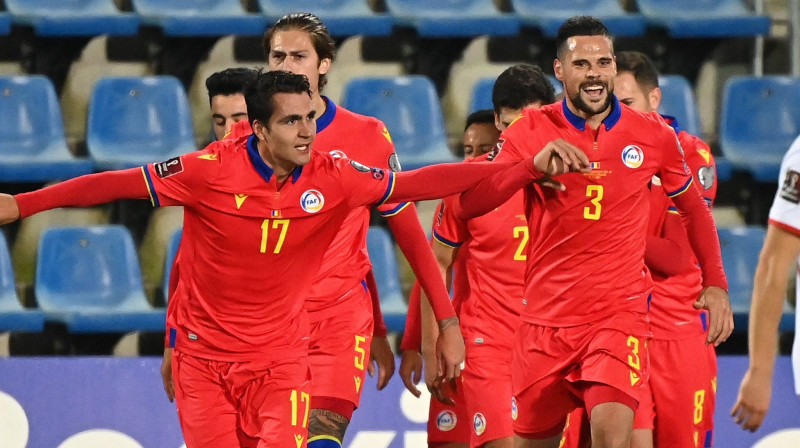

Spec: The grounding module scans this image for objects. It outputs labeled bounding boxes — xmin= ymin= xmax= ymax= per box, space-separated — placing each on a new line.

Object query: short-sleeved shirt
xmin=647 ymin=118 xmax=718 ymax=339
xmin=492 ymin=97 xmax=693 ymax=326
xmin=227 ymin=98 xmax=407 ymax=314
xmin=766 ymin=134 xmax=800 ymax=394
xmin=433 ymin=158 xmax=526 ymax=350
xmin=144 ymin=134 xmax=394 ymax=362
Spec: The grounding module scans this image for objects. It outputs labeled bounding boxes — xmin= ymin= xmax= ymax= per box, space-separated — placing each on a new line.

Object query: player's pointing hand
xmin=533 ymin=139 xmax=591 ymax=177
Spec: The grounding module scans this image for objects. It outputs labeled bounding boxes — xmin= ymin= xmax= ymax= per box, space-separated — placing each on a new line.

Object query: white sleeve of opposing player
xmin=769 ymin=136 xmax=800 ymax=232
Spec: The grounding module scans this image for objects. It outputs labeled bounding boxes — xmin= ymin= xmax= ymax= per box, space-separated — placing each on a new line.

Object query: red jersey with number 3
xmin=647 ymin=119 xmax=717 ymax=340
xmin=433 ymin=159 xmax=526 ymax=351
xmin=227 ymin=98 xmax=407 ymax=314
xmin=144 ymin=134 xmax=394 ymax=362
xmin=492 ymin=98 xmax=693 ymax=326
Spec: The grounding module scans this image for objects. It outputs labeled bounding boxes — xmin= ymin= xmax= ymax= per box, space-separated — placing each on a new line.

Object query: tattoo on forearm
xmin=308 ymin=409 xmax=350 ymax=440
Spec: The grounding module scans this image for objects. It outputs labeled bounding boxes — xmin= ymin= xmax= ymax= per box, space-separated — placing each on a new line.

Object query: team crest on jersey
xmin=780 ymin=169 xmax=800 ymax=204
xmin=154 ymin=157 xmax=184 ymax=178
xmin=436 ymin=410 xmax=457 ymax=431
xmin=350 ymin=160 xmax=371 ymax=173
xmin=621 ymin=145 xmax=644 ymax=169
xmin=300 ymin=190 xmax=324 ymax=213
xmin=371 ymin=167 xmax=385 ymax=180
xmin=511 ymin=397 xmax=518 ymax=420
xmin=388 ymin=153 xmax=402 ymax=172
xmin=697 ymin=166 xmax=715 ymax=190
xmin=329 ymin=150 xmax=347 ymax=159
xmin=473 ymin=413 xmax=486 ymax=435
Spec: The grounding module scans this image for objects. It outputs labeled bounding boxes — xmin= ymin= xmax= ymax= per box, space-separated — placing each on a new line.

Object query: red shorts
xmin=463 ymin=344 xmax=514 ymax=445
xmin=307 ymin=282 xmax=373 ymax=411
xmin=637 ymin=337 xmax=716 ymax=447
xmin=512 ymin=312 xmax=650 ymax=437
xmin=173 ymin=349 xmax=311 ymax=448
xmin=559 ymin=408 xmax=590 ymax=448
xmin=427 ymin=380 xmax=470 ymax=445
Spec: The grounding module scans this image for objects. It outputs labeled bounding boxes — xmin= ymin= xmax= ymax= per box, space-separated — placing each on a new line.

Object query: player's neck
xmin=311 ymin=93 xmax=327 ymax=118
xmin=256 ymin=140 xmax=297 ymax=184
xmin=565 ymin=99 xmax=611 ymax=130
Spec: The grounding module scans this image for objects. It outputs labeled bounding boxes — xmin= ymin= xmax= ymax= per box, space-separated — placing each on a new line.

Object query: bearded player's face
xmin=555 ymin=35 xmax=616 ymax=117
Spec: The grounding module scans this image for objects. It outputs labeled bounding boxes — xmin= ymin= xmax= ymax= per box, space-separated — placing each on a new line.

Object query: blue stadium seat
xmin=367 ymin=226 xmax=406 ymax=332
xmin=0 ymin=76 xmax=94 ymax=182
xmin=468 ymin=75 xmax=562 ymax=114
xmin=718 ymin=226 xmax=793 ymax=331
xmin=719 ymin=76 xmax=800 ymax=182
xmin=162 ymin=228 xmax=182 ymax=304
xmin=511 ymin=0 xmax=645 ymax=37
xmin=258 ymin=0 xmax=393 ymax=37
xmin=87 ymin=76 xmax=196 ymax=170
xmin=0 ymin=13 xmax=11 ymax=35
xmin=658 ymin=75 xmax=701 ymax=138
xmin=342 ymin=76 xmax=457 ymax=170
xmin=35 ymin=226 xmax=166 ymax=333
xmin=0 ymin=235 xmax=44 ymax=332
xmin=5 ymin=0 xmax=138 ymax=36
xmin=636 ymin=0 xmax=770 ymax=37
xmin=385 ymin=0 xmax=519 ymax=37
xmin=131 ymin=0 xmax=266 ymax=36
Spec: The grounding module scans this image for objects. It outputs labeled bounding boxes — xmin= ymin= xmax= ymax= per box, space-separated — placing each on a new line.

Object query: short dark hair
xmin=262 ymin=12 xmax=336 ymax=91
xmin=615 ymin=51 xmax=660 ymax=92
xmin=465 ymin=109 xmax=495 ymax=131
xmin=492 ymin=64 xmax=556 ymax=113
xmin=205 ymin=67 xmax=258 ymax=105
xmin=556 ymin=16 xmax=612 ymax=59
xmin=244 ymin=70 xmax=312 ymax=132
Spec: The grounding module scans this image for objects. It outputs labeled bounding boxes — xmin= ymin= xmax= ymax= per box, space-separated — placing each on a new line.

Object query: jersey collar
xmin=561 ymin=95 xmax=622 ymax=131
xmin=316 ymin=96 xmax=337 ymax=133
xmin=246 ymin=134 xmax=303 ymax=183
xmin=661 ymin=114 xmax=681 ymax=135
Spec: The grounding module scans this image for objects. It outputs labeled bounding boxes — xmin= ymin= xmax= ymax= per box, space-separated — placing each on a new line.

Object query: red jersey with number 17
xmin=144 ymin=134 xmax=395 ymax=362
xmin=492 ymin=98 xmax=693 ymax=326
xmin=647 ymin=118 xmax=718 ymax=339
xmin=227 ymin=98 xmax=408 ymax=314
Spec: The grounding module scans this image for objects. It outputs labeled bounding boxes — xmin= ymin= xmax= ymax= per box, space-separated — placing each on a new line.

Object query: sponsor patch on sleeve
xmin=388 ymin=153 xmax=402 ymax=172
xmin=371 ymin=167 xmax=385 ymax=180
xmin=350 ymin=160 xmax=371 ymax=172
xmin=697 ymin=166 xmax=715 ymax=190
xmin=154 ymin=157 xmax=184 ymax=178
xmin=780 ymin=169 xmax=800 ymax=204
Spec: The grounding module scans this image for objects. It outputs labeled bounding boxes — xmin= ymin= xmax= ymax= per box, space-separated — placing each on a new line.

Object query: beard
xmin=569 ymin=82 xmax=613 ymax=116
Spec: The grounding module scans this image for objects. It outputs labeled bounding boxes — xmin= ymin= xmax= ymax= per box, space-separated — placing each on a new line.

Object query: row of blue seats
xmin=3 ymin=73 xmax=799 ymax=184
xmin=0 ymin=224 xmax=792 ymax=335
xmin=0 ymin=0 xmax=770 ymax=39
xmin=0 ymin=225 xmax=408 ymax=334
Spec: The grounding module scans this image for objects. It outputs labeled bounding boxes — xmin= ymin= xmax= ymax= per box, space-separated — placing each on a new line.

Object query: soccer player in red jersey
xmin=560 ymin=51 xmax=720 ymax=448
xmin=0 ymin=71 xmax=534 ymax=447
xmin=453 ymin=16 xmax=732 ymax=448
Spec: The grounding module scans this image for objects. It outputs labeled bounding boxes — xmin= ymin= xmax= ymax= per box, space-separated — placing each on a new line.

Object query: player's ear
xmin=554 ymin=59 xmax=564 ymax=81
xmin=648 ymin=87 xmax=662 ymax=112
xmin=252 ymin=120 xmax=267 ymax=140
xmin=318 ymin=57 xmax=331 ymax=75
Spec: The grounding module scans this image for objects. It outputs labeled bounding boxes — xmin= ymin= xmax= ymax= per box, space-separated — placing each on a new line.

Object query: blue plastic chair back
xmin=0 ymin=76 xmax=94 ymax=182
xmin=366 ymin=227 xmax=406 ymax=331
xmin=131 ymin=0 xmax=265 ymax=35
xmin=469 ymin=75 xmax=562 ymax=114
xmin=658 ymin=75 xmax=701 ymax=138
xmin=718 ymin=226 xmax=764 ymax=311
xmin=635 ymin=0 xmax=770 ymax=37
xmin=35 ymin=226 xmax=150 ymax=313
xmin=342 ymin=76 xmax=456 ymax=169
xmin=720 ymin=76 xmax=800 ymax=182
xmin=163 ymin=228 xmax=182 ymax=304
xmin=638 ymin=0 xmax=759 ymax=17
xmin=5 ymin=0 xmax=138 ymax=35
xmin=258 ymin=0 xmax=393 ymax=36
xmin=87 ymin=76 xmax=195 ymax=170
xmin=0 ymin=235 xmax=20 ymax=310
xmin=511 ymin=0 xmax=645 ymax=36
xmin=385 ymin=0 xmax=519 ymax=37
xmin=0 ymin=13 xmax=10 ymax=35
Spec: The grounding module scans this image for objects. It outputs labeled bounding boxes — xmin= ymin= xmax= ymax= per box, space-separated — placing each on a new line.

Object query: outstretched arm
xmin=645 ymin=212 xmax=694 ymax=276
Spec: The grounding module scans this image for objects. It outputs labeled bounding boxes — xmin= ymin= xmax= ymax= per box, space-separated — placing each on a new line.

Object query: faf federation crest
xmin=300 ymin=190 xmax=324 ymax=213
xmin=621 ymin=145 xmax=644 ymax=168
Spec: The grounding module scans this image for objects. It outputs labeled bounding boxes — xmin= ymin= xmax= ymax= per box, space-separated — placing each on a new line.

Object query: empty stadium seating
xmin=720 ymin=76 xmax=800 ymax=182
xmin=342 ymin=75 xmax=458 ymax=169
xmin=511 ymin=0 xmax=646 ymax=37
xmin=0 ymin=75 xmax=94 ymax=182
xmin=636 ymin=0 xmax=771 ymax=37
xmin=385 ymin=0 xmax=519 ymax=37
xmin=0 ymin=235 xmax=44 ymax=332
xmin=258 ymin=0 xmax=393 ymax=36
xmin=718 ymin=226 xmax=794 ymax=331
xmin=131 ymin=0 xmax=266 ymax=36
xmin=658 ymin=74 xmax=702 ymax=138
xmin=86 ymin=76 xmax=196 ymax=170
xmin=0 ymin=12 xmax=11 ymax=35
xmin=35 ymin=226 xmax=165 ymax=333
xmin=324 ymin=36 xmax=405 ymax=105
xmin=367 ymin=226 xmax=406 ymax=332
xmin=4 ymin=0 xmax=139 ymax=36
